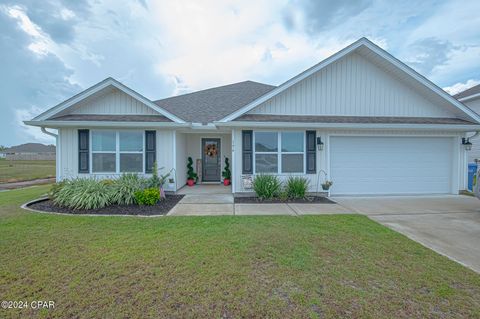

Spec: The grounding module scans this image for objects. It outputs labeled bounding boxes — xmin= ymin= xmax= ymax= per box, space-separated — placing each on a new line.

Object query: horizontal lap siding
xmin=248 ymin=53 xmax=452 ymax=118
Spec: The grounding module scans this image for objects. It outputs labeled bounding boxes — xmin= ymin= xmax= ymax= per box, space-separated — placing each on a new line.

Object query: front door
xmin=202 ymin=138 xmax=221 ymax=182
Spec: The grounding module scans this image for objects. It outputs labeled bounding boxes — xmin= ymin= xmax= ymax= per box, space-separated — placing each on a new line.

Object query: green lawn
xmin=0 ymin=159 xmax=55 ymax=183
xmin=1 ymin=186 xmax=479 ymax=318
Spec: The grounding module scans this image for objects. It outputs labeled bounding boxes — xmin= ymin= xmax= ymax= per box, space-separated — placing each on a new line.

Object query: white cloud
xmin=2 ymin=5 xmax=53 ymax=56
xmin=15 ymin=106 xmax=56 ymax=144
xmin=443 ymin=79 xmax=480 ymax=95
xmin=1 ymin=0 xmax=480 ymax=147
xmin=148 ymin=0 xmax=361 ymax=93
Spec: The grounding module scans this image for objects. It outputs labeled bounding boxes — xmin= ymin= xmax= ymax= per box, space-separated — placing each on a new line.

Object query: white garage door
xmin=330 ymin=136 xmax=453 ymax=195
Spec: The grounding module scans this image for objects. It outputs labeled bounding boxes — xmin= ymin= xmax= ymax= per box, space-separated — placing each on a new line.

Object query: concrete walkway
xmin=168 ymin=194 xmax=354 ymax=216
xmin=333 ymin=195 xmax=480 ymax=273
xmin=0 ymin=178 xmax=55 ymax=190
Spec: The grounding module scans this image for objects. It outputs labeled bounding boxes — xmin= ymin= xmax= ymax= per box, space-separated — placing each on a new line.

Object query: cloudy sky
xmin=1 ymin=0 xmax=479 ymax=146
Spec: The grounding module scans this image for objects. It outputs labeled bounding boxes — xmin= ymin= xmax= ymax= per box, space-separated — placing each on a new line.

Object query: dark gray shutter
xmin=242 ymin=130 xmax=253 ymax=174
xmin=78 ymin=129 xmax=89 ymax=173
xmin=306 ymin=130 xmax=316 ymax=174
xmin=145 ymin=130 xmax=156 ymax=173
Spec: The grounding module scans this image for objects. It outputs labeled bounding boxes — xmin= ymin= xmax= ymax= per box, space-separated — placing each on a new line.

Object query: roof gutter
xmin=214 ymin=121 xmax=480 ymax=131
xmin=25 ymin=120 xmax=191 ymax=128
xmin=41 ymin=127 xmax=58 ymax=138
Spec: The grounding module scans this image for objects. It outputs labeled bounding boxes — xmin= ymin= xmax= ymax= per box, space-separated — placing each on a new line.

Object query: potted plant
xmin=321 ymin=180 xmax=333 ymax=191
xmin=168 ymin=178 xmax=175 ymax=190
xmin=186 ymin=157 xmax=197 ymax=186
xmin=222 ymin=157 xmax=231 ymax=186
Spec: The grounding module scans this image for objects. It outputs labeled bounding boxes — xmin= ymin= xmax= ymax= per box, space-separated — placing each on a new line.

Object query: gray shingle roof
xmin=454 ymin=84 xmax=480 ymax=99
xmin=235 ymin=114 xmax=476 ymax=125
xmin=4 ymin=143 xmax=55 ymax=153
xmin=49 ymin=114 xmax=172 ymax=122
xmin=154 ymin=81 xmax=276 ymax=123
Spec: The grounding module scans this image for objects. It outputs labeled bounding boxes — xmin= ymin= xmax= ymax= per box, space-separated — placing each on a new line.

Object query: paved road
xmin=333 ymin=195 xmax=480 ymax=273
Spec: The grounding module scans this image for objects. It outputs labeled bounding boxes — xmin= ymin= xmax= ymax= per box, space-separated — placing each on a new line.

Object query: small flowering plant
xmin=321 ymin=180 xmax=333 ymax=191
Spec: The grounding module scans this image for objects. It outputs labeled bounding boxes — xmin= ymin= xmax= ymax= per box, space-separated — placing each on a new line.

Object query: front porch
xmin=177 ymin=184 xmax=232 ymax=195
xmin=174 ymin=130 xmax=232 ymax=192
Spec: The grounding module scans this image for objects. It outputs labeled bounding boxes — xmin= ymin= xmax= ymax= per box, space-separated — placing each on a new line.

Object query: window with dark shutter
xmin=145 ymin=130 xmax=156 ymax=173
xmin=242 ymin=130 xmax=253 ymax=174
xmin=306 ymin=130 xmax=316 ymax=174
xmin=78 ymin=129 xmax=89 ymax=173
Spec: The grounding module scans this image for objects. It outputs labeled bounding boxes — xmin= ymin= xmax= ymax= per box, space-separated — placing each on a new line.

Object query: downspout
xmin=41 ymin=127 xmax=57 ymax=138
xmin=41 ymin=127 xmax=60 ymax=182
xmin=466 ymin=131 xmax=480 ymax=141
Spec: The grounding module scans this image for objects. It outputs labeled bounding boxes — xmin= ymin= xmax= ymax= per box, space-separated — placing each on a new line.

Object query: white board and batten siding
xmin=175 ymin=132 xmax=187 ymax=191
xmin=57 ymin=128 xmax=175 ymax=185
xmin=69 ymin=89 xmax=159 ymax=115
xmin=248 ymin=52 xmax=453 ymax=118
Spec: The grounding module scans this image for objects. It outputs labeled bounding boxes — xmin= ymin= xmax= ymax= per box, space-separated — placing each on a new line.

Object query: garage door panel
xmin=330 ymin=137 xmax=453 ymax=195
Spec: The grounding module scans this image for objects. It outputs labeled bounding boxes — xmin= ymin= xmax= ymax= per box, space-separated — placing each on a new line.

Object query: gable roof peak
xmin=31 ymin=77 xmax=186 ymax=123
xmin=218 ymin=37 xmax=480 ymax=124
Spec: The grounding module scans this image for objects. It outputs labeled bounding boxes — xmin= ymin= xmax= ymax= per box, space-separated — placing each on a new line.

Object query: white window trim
xmin=90 ymin=130 xmax=145 ymax=174
xmin=253 ymin=131 xmax=305 ymax=175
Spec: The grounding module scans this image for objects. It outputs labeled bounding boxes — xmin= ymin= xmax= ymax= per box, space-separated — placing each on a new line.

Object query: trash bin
xmin=468 ymin=163 xmax=477 ymax=191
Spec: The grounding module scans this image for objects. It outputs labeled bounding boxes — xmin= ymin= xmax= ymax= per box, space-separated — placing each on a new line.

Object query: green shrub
xmin=187 ymin=157 xmax=197 ymax=181
xmin=253 ymin=175 xmax=281 ymax=200
xmin=278 ymin=190 xmax=289 ymax=201
xmin=53 ymin=178 xmax=113 ymax=210
xmin=134 ymin=188 xmax=160 ymax=206
xmin=285 ymin=176 xmax=309 ymax=199
xmin=49 ymin=181 xmax=66 ymax=199
xmin=111 ymin=174 xmax=146 ymax=205
xmin=222 ymin=157 xmax=231 ymax=180
xmin=147 ymin=161 xmax=161 ymax=189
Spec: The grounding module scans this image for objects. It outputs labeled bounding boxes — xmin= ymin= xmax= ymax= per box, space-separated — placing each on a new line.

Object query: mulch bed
xmin=234 ymin=196 xmax=335 ymax=204
xmin=27 ymin=195 xmax=184 ymax=216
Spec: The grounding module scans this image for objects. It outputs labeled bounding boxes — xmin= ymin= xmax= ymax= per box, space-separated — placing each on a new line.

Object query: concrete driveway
xmin=333 ymin=195 xmax=480 ymax=273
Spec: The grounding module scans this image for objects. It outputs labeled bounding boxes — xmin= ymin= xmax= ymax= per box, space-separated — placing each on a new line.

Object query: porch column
xmin=231 ymin=128 xmax=235 ymax=193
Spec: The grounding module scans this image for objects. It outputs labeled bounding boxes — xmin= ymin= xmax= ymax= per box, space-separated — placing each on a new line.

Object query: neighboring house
xmin=454 ymin=84 xmax=480 ymax=163
xmin=2 ymin=143 xmax=56 ymax=161
xmin=25 ymin=38 xmax=480 ymax=196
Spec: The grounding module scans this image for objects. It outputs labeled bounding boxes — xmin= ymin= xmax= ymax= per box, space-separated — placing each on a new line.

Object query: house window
xmin=92 ymin=131 xmax=116 ymax=173
xmin=119 ymin=132 xmax=143 ymax=173
xmin=253 ymin=131 xmax=305 ymax=174
xmin=281 ymin=132 xmax=304 ymax=173
xmin=255 ymin=132 xmax=278 ymax=173
xmin=91 ymin=131 xmax=144 ymax=173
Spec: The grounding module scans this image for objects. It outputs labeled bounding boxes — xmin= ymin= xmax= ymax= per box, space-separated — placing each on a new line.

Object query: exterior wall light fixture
xmin=462 ymin=138 xmax=473 ymax=151
xmin=317 ymin=137 xmax=324 ymax=151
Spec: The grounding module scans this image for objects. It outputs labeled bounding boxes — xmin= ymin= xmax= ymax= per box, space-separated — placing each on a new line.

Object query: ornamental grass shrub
xmin=253 ymin=175 xmax=282 ymax=200
xmin=285 ymin=176 xmax=309 ymax=199
xmin=111 ymin=173 xmax=147 ymax=205
xmin=52 ymin=178 xmax=113 ymax=210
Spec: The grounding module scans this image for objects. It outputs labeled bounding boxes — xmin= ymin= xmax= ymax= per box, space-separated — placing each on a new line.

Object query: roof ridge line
xmin=154 ymin=80 xmax=275 ymax=102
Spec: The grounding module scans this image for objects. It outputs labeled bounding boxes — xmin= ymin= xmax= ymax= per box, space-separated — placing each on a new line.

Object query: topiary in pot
xmin=186 ymin=157 xmax=197 ymax=186
xmin=222 ymin=157 xmax=231 ymax=186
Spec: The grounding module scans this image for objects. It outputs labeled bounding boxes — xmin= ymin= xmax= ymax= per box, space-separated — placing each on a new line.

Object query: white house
xmin=454 ymin=84 xmax=480 ymax=163
xmin=25 ymin=38 xmax=480 ymax=196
